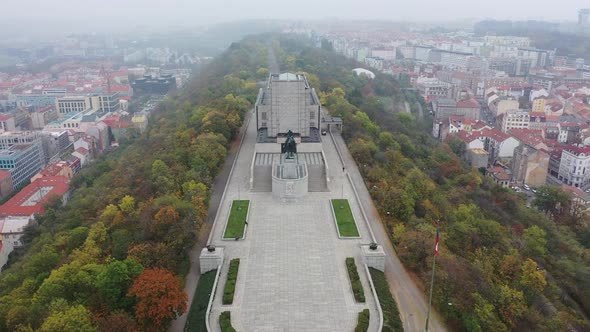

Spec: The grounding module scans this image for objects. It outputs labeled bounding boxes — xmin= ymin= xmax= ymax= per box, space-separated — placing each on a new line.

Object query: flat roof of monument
xmin=275 ymin=73 xmax=302 ymax=81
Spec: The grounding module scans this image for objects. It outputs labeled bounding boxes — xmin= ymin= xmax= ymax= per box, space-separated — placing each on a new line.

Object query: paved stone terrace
xmin=208 ymin=110 xmax=379 ymax=331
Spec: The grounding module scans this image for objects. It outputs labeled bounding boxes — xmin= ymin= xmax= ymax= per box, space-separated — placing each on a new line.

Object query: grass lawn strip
xmin=369 ymin=267 xmax=404 ymax=332
xmin=219 ymin=311 xmax=237 ymax=332
xmin=346 ymin=257 xmax=366 ymax=302
xmin=331 ymin=199 xmax=360 ymax=237
xmin=185 ymin=269 xmax=218 ymax=332
xmin=223 ymin=200 xmax=249 ymax=239
xmin=222 ymin=258 xmax=240 ymax=305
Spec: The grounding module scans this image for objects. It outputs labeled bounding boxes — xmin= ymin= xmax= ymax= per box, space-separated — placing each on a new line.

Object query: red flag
xmin=434 ymin=228 xmax=440 ymax=255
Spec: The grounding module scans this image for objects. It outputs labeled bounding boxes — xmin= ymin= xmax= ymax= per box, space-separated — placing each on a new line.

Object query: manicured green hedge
xmin=369 ymin=267 xmax=403 ymax=332
xmin=222 ymin=258 xmax=240 ymax=304
xmin=185 ymin=269 xmax=217 ymax=332
xmin=346 ymin=257 xmax=365 ymax=302
xmin=219 ymin=311 xmax=237 ymax=332
xmin=355 ymin=309 xmax=370 ymax=332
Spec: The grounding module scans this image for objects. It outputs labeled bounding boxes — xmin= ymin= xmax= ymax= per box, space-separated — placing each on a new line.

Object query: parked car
xmin=523 ymin=184 xmax=531 ymax=191
xmin=321 ymin=130 xmax=327 ymax=135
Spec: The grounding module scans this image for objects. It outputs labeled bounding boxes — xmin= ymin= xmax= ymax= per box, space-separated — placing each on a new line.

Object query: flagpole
xmin=425 ymin=227 xmax=439 ymax=332
xmin=425 ymin=252 xmax=436 ymax=332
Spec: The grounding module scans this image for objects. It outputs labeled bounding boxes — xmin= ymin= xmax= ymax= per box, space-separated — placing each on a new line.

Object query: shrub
xmin=222 ymin=259 xmax=240 ymax=305
xmin=355 ymin=309 xmax=370 ymax=332
xmin=185 ymin=269 xmax=217 ymax=332
xmin=346 ymin=257 xmax=365 ymax=303
xmin=369 ymin=267 xmax=403 ymax=331
xmin=219 ymin=311 xmax=236 ymax=332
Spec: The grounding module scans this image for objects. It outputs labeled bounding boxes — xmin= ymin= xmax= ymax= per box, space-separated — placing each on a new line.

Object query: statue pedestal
xmin=200 ymin=247 xmax=224 ymax=274
xmin=361 ymin=244 xmax=386 ymax=272
xmin=272 ymin=154 xmax=308 ymax=199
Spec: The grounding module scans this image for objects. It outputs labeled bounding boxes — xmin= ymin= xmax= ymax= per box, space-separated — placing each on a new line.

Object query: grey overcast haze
xmin=2 ymin=0 xmax=589 ymax=29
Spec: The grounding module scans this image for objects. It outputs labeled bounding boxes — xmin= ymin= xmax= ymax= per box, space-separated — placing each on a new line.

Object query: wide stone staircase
xmin=251 ymin=153 xmax=275 ymax=192
xmin=302 ymin=153 xmax=328 ymax=192
xmin=251 ymin=152 xmax=328 ymax=192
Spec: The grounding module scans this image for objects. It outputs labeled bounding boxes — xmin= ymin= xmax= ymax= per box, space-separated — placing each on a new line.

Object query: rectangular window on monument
xmin=261 ymin=112 xmax=267 ymax=120
xmin=310 ymin=111 xmax=314 ymax=120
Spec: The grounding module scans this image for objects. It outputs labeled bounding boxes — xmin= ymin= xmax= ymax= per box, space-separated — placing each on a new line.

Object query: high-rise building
xmin=0 ymin=140 xmax=44 ymax=188
xmin=579 ymin=9 xmax=590 ymax=26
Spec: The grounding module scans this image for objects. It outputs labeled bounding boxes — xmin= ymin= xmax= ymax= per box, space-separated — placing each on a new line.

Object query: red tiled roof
xmin=449 ymin=131 xmax=479 ymax=144
xmin=38 ymin=161 xmax=69 ymax=177
xmin=480 ymin=128 xmax=510 ymax=142
xmin=509 ymin=128 xmax=545 ymax=147
xmin=563 ymin=144 xmax=590 ymax=156
xmin=0 ymin=170 xmax=10 ymax=181
xmin=457 ymin=98 xmax=480 ymax=108
xmin=529 ymin=112 xmax=546 ymax=117
xmin=75 ymin=147 xmax=89 ymax=155
xmin=0 ymin=176 xmax=69 ymax=217
xmin=487 ymin=165 xmax=511 ymax=181
xmin=0 ymin=114 xmax=12 ymax=121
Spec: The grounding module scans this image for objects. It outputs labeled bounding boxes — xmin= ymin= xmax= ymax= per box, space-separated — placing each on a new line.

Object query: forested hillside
xmin=1 ymin=32 xmax=588 ymax=332
xmin=0 ymin=37 xmax=268 ymax=331
xmin=275 ymin=35 xmax=590 ymax=331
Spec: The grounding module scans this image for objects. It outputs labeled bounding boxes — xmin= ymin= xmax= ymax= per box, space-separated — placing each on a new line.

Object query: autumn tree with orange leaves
xmin=127 ymin=268 xmax=187 ymax=330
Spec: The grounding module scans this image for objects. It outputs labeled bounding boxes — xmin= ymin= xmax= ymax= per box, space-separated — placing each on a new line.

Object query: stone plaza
xmin=202 ymin=73 xmax=385 ymax=331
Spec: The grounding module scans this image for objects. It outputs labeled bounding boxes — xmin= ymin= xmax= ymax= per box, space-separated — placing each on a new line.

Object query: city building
xmin=0 ymin=176 xmax=70 ymax=218
xmin=0 ymin=170 xmax=13 ymax=200
xmin=0 ymin=114 xmax=16 ymax=132
xmin=0 ymin=217 xmax=30 ymax=272
xmin=557 ymin=145 xmax=590 ymax=188
xmin=0 ymin=141 xmax=44 ymax=188
xmin=56 ymin=93 xmax=120 ymax=116
xmin=512 ymin=143 xmax=550 ymax=187
xmin=431 ymin=97 xmax=480 ymax=121
xmin=416 ymin=78 xmax=449 ymax=99
xmin=31 ymin=106 xmax=58 ymax=129
xmin=131 ymin=74 xmax=176 ymax=95
xmin=487 ymin=165 xmax=512 ymax=188
xmin=500 ymin=109 xmax=530 ymax=132
xmin=31 ymin=160 xmax=75 ymax=182
xmin=579 ymin=8 xmax=590 ymax=26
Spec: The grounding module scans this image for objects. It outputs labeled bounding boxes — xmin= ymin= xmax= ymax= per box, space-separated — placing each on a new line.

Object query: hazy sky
xmin=2 ymin=0 xmax=588 ymax=28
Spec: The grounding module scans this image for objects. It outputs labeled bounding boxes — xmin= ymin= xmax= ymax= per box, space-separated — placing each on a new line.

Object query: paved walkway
xmin=207 ymin=111 xmax=379 ymax=331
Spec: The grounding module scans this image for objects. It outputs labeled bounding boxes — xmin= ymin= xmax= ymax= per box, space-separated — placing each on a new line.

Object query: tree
xmin=256 ymin=67 xmax=269 ymax=80
xmin=523 ymin=226 xmax=547 ymax=257
xmin=95 ymin=312 xmax=138 ymax=332
xmin=497 ymin=285 xmax=527 ymax=328
xmin=520 ymin=259 xmax=547 ymax=294
xmin=533 ymin=186 xmax=570 ymax=217
xmin=127 ymin=268 xmax=187 ymax=329
xmin=39 ymin=302 xmax=96 ymax=332
xmin=96 ymin=259 xmax=143 ymax=310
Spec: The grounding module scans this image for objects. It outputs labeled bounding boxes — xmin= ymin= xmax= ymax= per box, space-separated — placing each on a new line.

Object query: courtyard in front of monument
xmin=206 ymin=108 xmax=380 ymax=331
